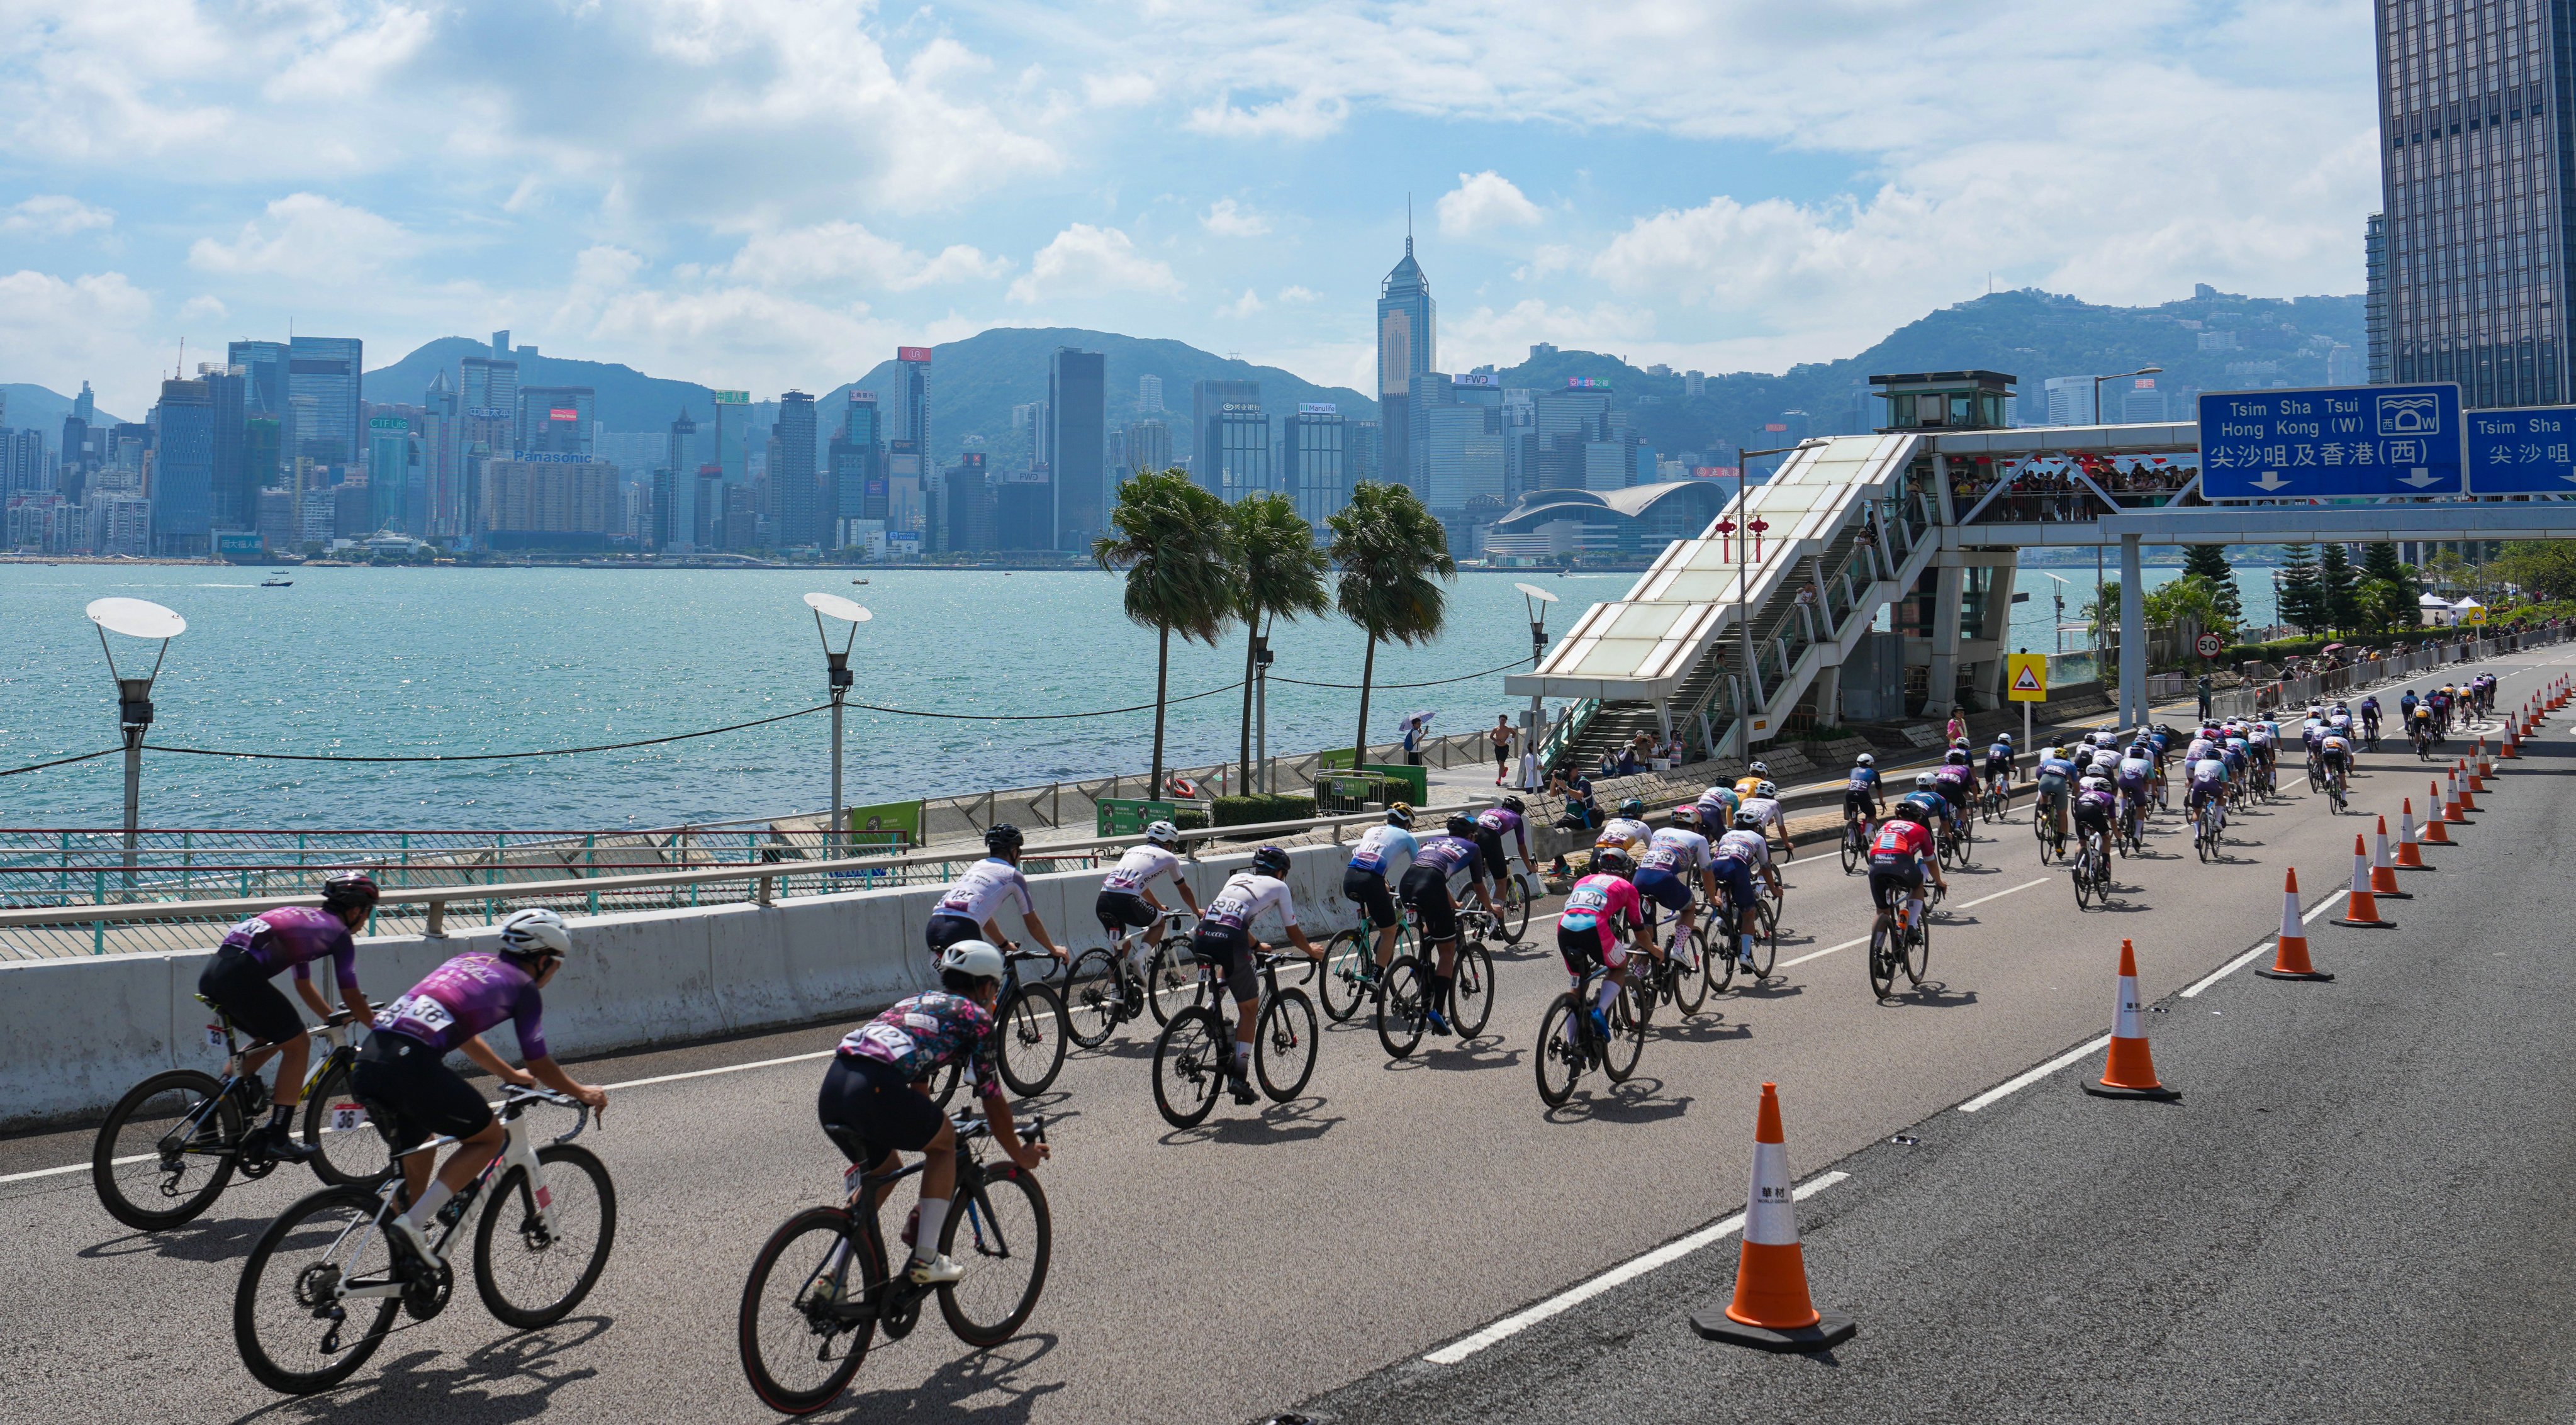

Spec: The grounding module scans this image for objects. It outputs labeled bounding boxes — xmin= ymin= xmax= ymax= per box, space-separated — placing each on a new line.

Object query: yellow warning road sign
xmin=2007 ymin=654 xmax=2048 ymax=703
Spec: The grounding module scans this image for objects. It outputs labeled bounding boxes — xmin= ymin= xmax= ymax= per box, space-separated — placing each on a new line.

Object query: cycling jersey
xmin=1733 ymin=775 xmax=1766 ymax=798
xmin=374 ymin=951 xmax=548 ymax=1060
xmin=218 ymin=905 xmax=359 ymax=992
xmin=1102 ymin=844 xmax=1183 ymax=895
xmin=1867 ymin=819 xmax=1932 ymax=874
xmin=1735 ymin=796 xmax=1783 ymax=834
xmin=1640 ymin=827 xmax=1711 ymax=874
xmin=1890 ymin=790 xmax=1948 ymax=825
xmin=1713 ymin=827 xmax=1770 ymax=868
xmin=1200 ymin=871 xmax=1299 ymax=933
xmin=931 ymin=857 xmax=1033 ymax=925
xmin=2036 ymin=755 xmax=2077 ymax=786
xmin=2190 ymin=756 xmax=2229 ymax=788
xmin=1410 ymin=835 xmax=1486 ymax=891
xmin=1845 ymin=766 xmax=1881 ymax=795
xmin=1474 ymin=807 xmax=1529 ymax=859
xmin=1595 ymin=817 xmax=1652 ymax=852
xmin=1696 ymin=786 xmax=1742 ymax=824
xmin=2185 ymin=737 xmax=2215 ymax=763
xmin=2074 ymin=785 xmax=2117 ymax=825
xmin=1557 ymin=873 xmax=1645 ymax=966
xmin=1984 ymin=743 xmax=2014 ymax=773
xmin=1930 ymin=765 xmax=1974 ymax=804
xmin=838 ymin=991 xmax=999 ymax=1099
xmin=1347 ymin=824 xmax=1418 ymax=879
xmin=2320 ymin=735 xmax=2351 ymax=759
xmin=2117 ymin=756 xmax=2153 ymax=786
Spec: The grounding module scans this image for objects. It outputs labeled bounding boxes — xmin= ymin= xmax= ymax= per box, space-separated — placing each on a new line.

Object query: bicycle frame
xmin=330 ymin=1090 xmax=590 ymax=1306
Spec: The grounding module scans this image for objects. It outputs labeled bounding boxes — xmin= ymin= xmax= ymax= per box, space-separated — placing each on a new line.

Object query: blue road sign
xmin=2465 ymin=406 xmax=2576 ymax=494
xmin=2197 ymin=383 xmax=2464 ymax=499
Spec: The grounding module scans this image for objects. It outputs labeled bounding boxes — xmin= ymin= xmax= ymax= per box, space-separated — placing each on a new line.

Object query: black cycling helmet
xmin=1250 ymin=844 xmax=1291 ymax=878
xmin=983 ymin=823 xmax=1024 ymax=856
xmin=1498 ymin=795 xmax=1525 ymax=813
xmin=1445 ymin=814 xmax=1480 ymax=838
xmin=320 ymin=871 xmax=380 ymax=913
xmin=1620 ymin=797 xmax=1647 ymax=817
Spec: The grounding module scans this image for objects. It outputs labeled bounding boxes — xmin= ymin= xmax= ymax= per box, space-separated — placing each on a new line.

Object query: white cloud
xmin=1437 ymin=171 xmax=1542 ymax=237
xmin=1009 ymin=224 xmax=1181 ymax=304
xmin=0 ymin=269 xmax=159 ymax=415
xmin=722 ymin=221 xmax=1007 ymax=291
xmin=1186 ymin=89 xmax=1349 ymax=139
xmin=1201 ymin=198 xmax=1272 ymax=238
xmin=1084 ymin=72 xmax=1158 ymax=108
xmin=1441 ymin=299 xmax=1659 ymax=371
xmin=1 ymin=196 xmax=115 ymax=237
xmin=1275 ymin=285 xmax=1318 ymax=303
xmin=1216 ymin=287 xmax=1264 ymax=318
xmin=262 ymin=5 xmax=436 ymax=102
xmin=188 ymin=193 xmax=419 ymax=283
xmin=178 ymin=294 xmax=228 ymax=321
xmin=580 ymin=282 xmax=900 ymax=395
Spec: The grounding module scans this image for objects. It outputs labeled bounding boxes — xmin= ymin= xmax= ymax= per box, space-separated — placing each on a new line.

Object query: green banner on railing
xmin=1097 ymin=799 xmax=1178 ymax=836
xmin=847 ymin=800 xmax=923 ymax=849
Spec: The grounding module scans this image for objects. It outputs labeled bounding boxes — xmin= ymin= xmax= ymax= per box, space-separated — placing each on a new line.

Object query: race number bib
xmin=1565 ymin=885 xmax=1610 ymax=912
xmin=328 ymin=1102 xmax=367 ymax=1132
xmin=856 ymin=1022 xmax=916 ymax=1057
xmin=205 ymin=1024 xmax=226 ymax=1049
xmin=389 ymin=993 xmax=456 ymax=1033
xmin=842 ymin=1161 xmax=867 ymax=1198
xmin=1206 ymin=896 xmax=1252 ymax=927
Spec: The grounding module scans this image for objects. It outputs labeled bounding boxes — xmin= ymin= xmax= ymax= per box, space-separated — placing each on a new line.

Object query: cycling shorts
xmin=2036 ymin=774 xmax=2069 ymax=807
xmin=350 ymin=1031 xmax=493 ymax=1154
xmin=1556 ymin=920 xmax=1627 ymax=975
xmin=1472 ymin=827 xmax=1509 ymax=883
xmin=1398 ymin=864 xmax=1460 ymax=943
xmin=1708 ymin=858 xmax=1759 ymax=914
xmin=1190 ymin=923 xmax=1260 ymax=1005
xmin=1633 ymin=866 xmax=1694 ymax=912
xmin=1095 ymin=890 xmax=1155 ymax=937
xmin=1341 ymin=868 xmax=1398 ymax=929
xmin=924 ymin=912 xmax=985 ymax=961
xmin=1937 ymin=781 xmax=1971 ymax=810
xmin=1866 ymin=866 xmax=1922 ymax=910
xmin=197 ymin=946 xmax=303 ymax=1048
xmin=2075 ymin=802 xmax=2113 ymax=832
xmin=1844 ymin=788 xmax=1877 ymax=819
xmin=817 ymin=1053 xmax=948 ymax=1168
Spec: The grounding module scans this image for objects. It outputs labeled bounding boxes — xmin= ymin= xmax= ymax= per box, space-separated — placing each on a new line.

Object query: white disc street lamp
xmin=802 ymin=592 xmax=871 ymax=858
xmin=84 ymin=597 xmax=186 ymax=883
xmin=1513 ymin=581 xmax=1560 ymax=784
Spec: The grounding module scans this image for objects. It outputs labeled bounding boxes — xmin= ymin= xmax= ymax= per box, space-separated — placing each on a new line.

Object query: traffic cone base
xmin=2256 ymin=932 xmax=2333 ymax=981
xmin=2084 ymin=1075 xmax=2184 ymax=1102
xmin=1692 ymin=1300 xmax=1858 ymax=1352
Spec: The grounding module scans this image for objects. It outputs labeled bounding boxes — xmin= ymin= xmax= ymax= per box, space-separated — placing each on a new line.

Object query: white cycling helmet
xmin=1748 ymin=760 xmax=1769 ymax=776
xmin=1144 ymin=819 xmax=1180 ymax=848
xmin=496 ymin=907 xmax=571 ymax=960
xmin=938 ymin=939 xmax=1007 ymax=986
xmin=1856 ymin=752 xmax=1875 ymax=767
xmin=1733 ymin=808 xmax=1765 ymax=829
xmin=1756 ymin=780 xmax=1778 ymax=798
xmin=1915 ymin=771 xmax=1939 ymax=788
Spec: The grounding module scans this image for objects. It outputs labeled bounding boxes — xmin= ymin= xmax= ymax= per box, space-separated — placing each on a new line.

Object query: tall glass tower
xmin=1377 ymin=234 xmax=1434 ymax=492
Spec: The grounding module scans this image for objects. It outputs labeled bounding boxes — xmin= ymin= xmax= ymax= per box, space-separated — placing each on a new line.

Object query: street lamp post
xmin=85 ymin=598 xmax=186 ymax=886
xmin=2091 ymin=366 xmax=2163 ymax=430
xmin=1255 ymin=629 xmax=1273 ymax=794
xmin=803 ymin=593 xmax=871 ymax=858
xmin=1513 ymin=582 xmax=1560 ymax=785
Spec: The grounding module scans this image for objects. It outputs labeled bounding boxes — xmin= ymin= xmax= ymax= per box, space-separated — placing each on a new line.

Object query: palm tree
xmin=1227 ymin=493 xmax=1330 ymax=795
xmin=1326 ymin=481 xmax=1458 ymax=769
xmin=1094 ymin=469 xmax=1235 ymax=798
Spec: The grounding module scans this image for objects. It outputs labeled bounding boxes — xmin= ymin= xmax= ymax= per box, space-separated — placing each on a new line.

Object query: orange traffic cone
xmin=1691 ymin=1082 xmax=1857 ymax=1352
xmin=2084 ymin=940 xmax=2180 ymax=1101
xmin=2503 ymin=729 xmax=2521 ymax=759
xmin=2477 ymin=742 xmax=2495 ymax=780
xmin=2441 ymin=773 xmax=2470 ymax=825
xmin=2467 ymin=752 xmax=2489 ymax=793
xmin=2257 ymin=868 xmax=2332 ymax=981
xmin=2334 ymin=834 xmax=2395 ymax=928
xmin=2369 ymin=816 xmax=2410 ymax=898
xmin=2422 ymin=784 xmax=2456 ymax=843
xmin=2453 ymin=764 xmax=2480 ymax=815
xmin=2397 ymin=799 xmax=2429 ymax=866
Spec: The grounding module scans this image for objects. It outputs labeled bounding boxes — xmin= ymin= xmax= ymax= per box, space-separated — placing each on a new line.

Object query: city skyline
xmin=3 ymin=1 xmax=2378 ymax=420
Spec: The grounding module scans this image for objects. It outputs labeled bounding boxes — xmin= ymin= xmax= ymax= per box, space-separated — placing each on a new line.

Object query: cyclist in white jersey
xmin=926 ymin=824 xmax=1070 ymax=965
xmin=1095 ymin=821 xmax=1201 ymax=988
xmin=1594 ymin=799 xmax=1654 ymax=859
xmin=1633 ymin=812 xmax=1718 ymax=959
xmin=1735 ymin=780 xmax=1792 ymax=859
xmin=1343 ymin=805 xmax=1420 ymax=990
xmin=1190 ymin=845 xmax=1323 ymax=1103
xmin=1711 ymin=814 xmax=1783 ymax=971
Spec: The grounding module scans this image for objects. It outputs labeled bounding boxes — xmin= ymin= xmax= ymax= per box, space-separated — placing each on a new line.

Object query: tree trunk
xmin=1151 ymin=623 xmax=1171 ymax=799
xmin=1238 ymin=607 xmax=1260 ymax=798
xmin=1352 ymin=634 xmax=1378 ymax=771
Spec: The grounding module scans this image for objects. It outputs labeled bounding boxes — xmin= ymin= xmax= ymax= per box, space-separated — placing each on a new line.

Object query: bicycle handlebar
xmin=500 ymin=1083 xmax=593 ymax=1143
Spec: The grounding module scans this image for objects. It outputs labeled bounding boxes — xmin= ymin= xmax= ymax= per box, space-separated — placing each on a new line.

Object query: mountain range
xmin=2 ymin=384 xmax=126 ymax=437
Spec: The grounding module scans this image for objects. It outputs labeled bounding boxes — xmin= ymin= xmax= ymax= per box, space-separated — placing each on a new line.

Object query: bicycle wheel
xmin=1749 ymin=901 xmax=1779 ymax=979
xmin=2073 ymin=852 xmax=2095 ymax=908
xmin=1448 ymin=942 xmax=1496 ymax=1039
xmin=928 ymin=1060 xmax=963 ymax=1110
xmin=1374 ymin=957 xmax=1429 ymax=1059
xmin=1151 ymin=1008 xmax=1226 ymax=1129
xmin=1905 ymin=911 xmax=1932 ymax=985
xmin=233 ymin=1184 xmax=403 ymax=1395
xmin=1704 ymin=915 xmax=1739 ymax=993
xmin=94 ymin=1069 xmax=238 ymax=1231
xmin=995 ymin=982 xmax=1067 ymax=1098
xmin=1867 ymin=920 xmax=1898 ymax=1000
xmin=1840 ymin=825 xmax=1862 ymax=875
xmin=1497 ymin=878 xmax=1530 ymax=944
xmin=1599 ymin=994 xmax=1645 ymax=1082
xmin=1255 ymin=988 xmax=1319 ymax=1101
xmin=739 ymin=1207 xmax=882 ymax=1414
xmin=474 ymin=1143 xmax=617 ymax=1329
xmin=1144 ymin=939 xmax=1200 ymax=1027
xmin=1061 ymin=949 xmax=1124 ymax=1050
xmin=301 ymin=1056 xmax=393 ymax=1190
xmin=1534 ymin=995 xmax=1582 ymax=1107
xmin=1670 ymin=928 xmax=1709 ymax=1015
xmin=937 ymin=1168 xmax=1051 ymax=1347
xmin=1318 ymin=929 xmax=1373 ymax=1024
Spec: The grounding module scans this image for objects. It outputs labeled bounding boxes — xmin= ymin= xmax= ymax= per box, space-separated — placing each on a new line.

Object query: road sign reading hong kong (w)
xmin=2197 ymin=383 xmax=2464 ymax=499
xmin=2466 ymin=406 xmax=2576 ymax=493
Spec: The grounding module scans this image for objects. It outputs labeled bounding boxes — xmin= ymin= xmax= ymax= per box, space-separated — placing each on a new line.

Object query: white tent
xmin=2419 ymin=592 xmax=2455 ymax=627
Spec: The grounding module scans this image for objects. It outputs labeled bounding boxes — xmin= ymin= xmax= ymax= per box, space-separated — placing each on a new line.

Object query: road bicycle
xmin=2115 ymin=798 xmax=2145 ymax=858
xmin=2361 ymin=718 xmax=2381 ymax=752
xmin=1374 ymin=905 xmax=1499 ymax=1059
xmin=2305 ymin=752 xmax=2327 ymax=795
xmin=1866 ymin=883 xmax=1937 ymax=1000
xmin=1490 ymin=862 xmax=1534 ymax=944
xmin=1318 ymin=904 xmax=1415 ymax=1023
xmin=93 ymin=1002 xmax=384 ymax=1231
xmin=2070 ymin=825 xmax=2114 ymax=909
xmin=738 ymin=1114 xmax=1049 ymax=1415
xmin=1151 ymin=949 xmax=1320 ymax=1127
xmin=1063 ymin=909 xmax=1195 ymax=1049
xmin=929 ymin=949 xmax=1068 ymax=1106
xmin=1534 ymin=960 xmax=1645 ymax=1107
xmin=2193 ymin=795 xmax=2227 ymax=863
xmin=2324 ymin=761 xmax=2349 ymax=814
xmin=1839 ymin=812 xmax=1876 ymax=875
xmin=1979 ymin=774 xmax=2010 ymax=824
xmin=2414 ymin=724 xmax=2441 ymax=760
xmin=232 ymin=1086 xmax=614 ymax=1395
xmin=1703 ymin=881 xmax=1777 ymax=986
xmin=2032 ymin=792 xmax=2068 ymax=864
xmin=1937 ymin=812 xmax=1973 ymax=871
xmin=1621 ymin=906 xmax=1715 ymax=1029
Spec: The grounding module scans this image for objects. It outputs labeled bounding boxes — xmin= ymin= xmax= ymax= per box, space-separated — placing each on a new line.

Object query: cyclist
xmin=1929 ymin=748 xmax=1976 ymax=842
xmin=1472 ymin=795 xmax=1534 ymax=901
xmin=1732 ymin=760 xmax=1771 ymax=800
xmin=1342 ymin=804 xmax=1419 ymax=992
xmin=1596 ymin=798 xmax=1654 ymax=860
xmin=818 ymin=939 xmax=1049 ymax=1289
xmin=1556 ymin=849 xmax=1647 ymax=1045
xmin=2244 ymin=720 xmax=2275 ymax=790
xmin=1981 ymin=732 xmax=2017 ymax=807
xmin=2072 ymin=773 xmax=2118 ymax=866
xmin=356 ymin=908 xmax=609 ymax=1270
xmin=1695 ymin=780 xmax=1743 ymax=831
xmin=2034 ymin=744 xmax=2078 ymax=839
xmin=2412 ymin=701 xmax=2439 ymax=754
xmin=1892 ymin=771 xmax=1950 ymax=833
xmin=1735 ymin=778 xmax=1793 ymax=860
xmin=1714 ymin=808 xmax=1784 ymax=973
xmin=1192 ymin=844 xmax=1324 ymax=1100
xmin=1842 ymin=752 xmax=1885 ymax=847
xmin=1865 ymin=810 xmax=1947 ymax=953
xmin=1635 ymin=808 xmax=1718 ymax=964
xmin=2186 ymin=750 xmax=2232 ymax=835
xmin=1400 ymin=818 xmax=1497 ymax=1037
xmin=2318 ymin=725 xmax=2354 ymax=799
xmin=1096 ymin=820 xmax=1202 ymax=1002
xmin=196 ymin=872 xmax=381 ymax=1163
xmin=2428 ymin=684 xmax=2453 ymax=735
xmin=925 ymin=824 xmax=1069 ymax=966
xmin=2399 ymin=688 xmax=2419 ymax=729
xmin=2115 ymin=743 xmax=2155 ymax=839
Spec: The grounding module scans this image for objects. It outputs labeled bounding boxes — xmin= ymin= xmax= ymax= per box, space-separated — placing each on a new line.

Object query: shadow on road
xmin=819 ymin=1331 xmax=1068 ymax=1425
xmin=229 ymin=1314 xmax=613 ymax=1424
xmin=81 ymin=1210 xmax=267 ymax=1265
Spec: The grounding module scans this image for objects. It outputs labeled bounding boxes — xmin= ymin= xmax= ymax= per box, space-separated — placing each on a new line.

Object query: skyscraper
xmin=2365 ymin=210 xmax=2392 ymax=384
xmin=1048 ymin=347 xmax=1106 ymax=550
xmin=228 ymin=341 xmax=288 ymax=418
xmin=367 ymin=415 xmax=414 ymax=534
xmin=459 ymin=355 xmax=518 ymax=536
xmin=1121 ymin=418 xmax=1172 ymax=476
xmin=775 ymin=389 xmax=819 ymax=547
xmin=899 ymin=347 xmax=933 ymax=549
xmin=1377 ymin=233 xmax=1435 ymax=493
xmin=1212 ymin=403 xmax=1272 ymax=503
xmin=2376 ymin=4 xmax=2561 ymax=404
xmin=287 ymin=336 xmax=362 ymax=464
xmin=835 ymin=392 xmax=885 ymax=539
xmin=517 ymin=386 xmax=596 ymax=456
xmin=423 ymin=371 xmax=462 ymax=537
xmin=1282 ymin=405 xmax=1346 ymax=528
xmin=1138 ymin=374 xmax=1165 ymax=413
xmin=1190 ymin=377 xmax=1260 ymax=493
xmin=150 ymin=378 xmax=214 ymax=554
xmin=201 ymin=366 xmax=249 ymax=530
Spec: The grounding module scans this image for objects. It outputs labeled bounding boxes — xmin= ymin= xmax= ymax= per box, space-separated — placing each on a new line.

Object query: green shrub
xmin=1211 ymin=793 xmax=1317 ymax=828
xmin=1174 ymin=808 xmax=1211 ymax=830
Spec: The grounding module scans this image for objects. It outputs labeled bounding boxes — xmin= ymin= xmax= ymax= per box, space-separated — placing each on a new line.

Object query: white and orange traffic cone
xmin=2397 ymin=798 xmax=2429 ymax=866
xmin=2334 ymin=834 xmax=2395 ymax=928
xmin=2256 ymin=868 xmax=2333 ymax=982
xmin=2423 ymin=784 xmax=2456 ymax=843
xmin=2467 ymin=752 xmax=2489 ymax=794
xmin=2441 ymin=773 xmax=2470 ymax=825
xmin=1690 ymin=1082 xmax=1857 ymax=1352
xmin=2503 ymin=729 xmax=2521 ymax=759
xmin=2477 ymin=742 xmax=2495 ymax=780
xmin=2084 ymin=939 xmax=2180 ymax=1101
xmin=2453 ymin=762 xmax=2480 ymax=813
xmin=2369 ymin=816 xmax=2409 ymax=898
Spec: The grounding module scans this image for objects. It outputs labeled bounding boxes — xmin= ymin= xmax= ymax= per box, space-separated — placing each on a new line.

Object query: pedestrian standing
xmin=2196 ymin=672 xmax=2213 ymax=722
xmin=1945 ymin=712 xmax=1966 ymax=746
xmin=1401 ymin=717 xmax=1423 ymax=766
xmin=1489 ymin=714 xmax=1516 ymax=786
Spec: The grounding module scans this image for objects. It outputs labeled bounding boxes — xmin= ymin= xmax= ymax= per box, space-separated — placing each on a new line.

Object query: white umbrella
xmin=1402 ymin=709 xmax=1437 ymax=731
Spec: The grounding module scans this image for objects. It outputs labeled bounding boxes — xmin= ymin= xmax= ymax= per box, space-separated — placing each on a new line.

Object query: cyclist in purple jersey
xmin=197 ymin=872 xmax=381 ymax=1162
xmin=1472 ymin=798 xmax=1532 ymax=887
xmin=819 ymin=939 xmax=1048 ymax=1287
xmin=352 ymin=908 xmax=608 ymax=1269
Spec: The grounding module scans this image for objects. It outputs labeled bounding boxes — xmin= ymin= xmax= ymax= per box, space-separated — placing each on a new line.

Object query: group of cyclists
xmin=2397 ymin=674 xmax=2496 ymax=751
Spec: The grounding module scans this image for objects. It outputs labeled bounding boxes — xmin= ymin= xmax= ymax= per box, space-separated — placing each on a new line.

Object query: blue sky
xmin=2 ymin=0 xmax=2379 ymax=420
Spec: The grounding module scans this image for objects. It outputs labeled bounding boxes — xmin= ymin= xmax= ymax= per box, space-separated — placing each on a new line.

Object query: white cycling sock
xmin=911 ymin=1195 xmax=949 ymax=1264
xmin=403 ymin=1181 xmax=453 ymax=1231
xmin=1592 ymin=980 xmax=1618 ymax=1012
xmin=1231 ymin=1038 xmax=1251 ymax=1073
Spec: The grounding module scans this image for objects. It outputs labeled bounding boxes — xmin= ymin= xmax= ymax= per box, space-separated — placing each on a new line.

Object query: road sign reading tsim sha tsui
xmin=2197 ymin=383 xmax=2464 ymax=498
xmin=2007 ymin=654 xmax=2047 ymax=703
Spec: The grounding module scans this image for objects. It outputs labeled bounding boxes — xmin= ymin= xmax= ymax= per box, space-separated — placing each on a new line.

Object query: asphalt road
xmin=1 ymin=647 xmax=2565 ymax=1425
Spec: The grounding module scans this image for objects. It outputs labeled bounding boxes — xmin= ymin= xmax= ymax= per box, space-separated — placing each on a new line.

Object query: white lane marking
xmin=1421 ymin=1170 xmax=1849 ymax=1366
xmin=1779 ymin=876 xmax=2048 ymax=970
xmin=1781 ymin=936 xmax=1866 ymax=969
xmin=1954 ymin=878 xmax=2051 ymax=911
xmin=2179 ymin=890 xmax=2350 ymax=998
xmin=1955 ymin=1036 xmax=2113 ymax=1114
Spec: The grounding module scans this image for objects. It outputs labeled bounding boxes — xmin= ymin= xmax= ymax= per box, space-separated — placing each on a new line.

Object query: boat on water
xmin=851 ymin=578 xmax=869 ymax=584
xmin=260 ymin=578 xmax=293 ymax=588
